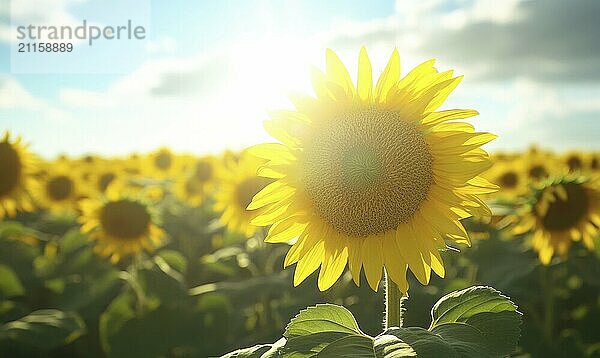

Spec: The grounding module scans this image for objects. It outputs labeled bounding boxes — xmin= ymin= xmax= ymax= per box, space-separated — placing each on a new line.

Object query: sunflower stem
xmin=384 ymin=270 xmax=404 ymax=329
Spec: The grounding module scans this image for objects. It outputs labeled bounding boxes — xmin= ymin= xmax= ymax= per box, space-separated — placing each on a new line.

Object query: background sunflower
xmin=213 ymin=151 xmax=272 ymax=238
xmin=79 ymin=184 xmax=164 ymax=263
xmin=0 ymin=132 xmax=37 ymax=219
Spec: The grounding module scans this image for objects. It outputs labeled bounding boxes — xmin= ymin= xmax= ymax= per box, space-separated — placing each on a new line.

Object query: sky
xmin=0 ymin=0 xmax=599 ymax=158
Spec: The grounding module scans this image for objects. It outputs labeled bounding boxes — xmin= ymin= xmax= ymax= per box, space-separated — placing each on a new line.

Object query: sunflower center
xmin=194 ymin=161 xmax=213 ymax=182
xmin=154 ymin=152 xmax=172 ymax=170
xmin=47 ymin=176 xmax=74 ymax=201
xmin=591 ymin=157 xmax=598 ymax=170
xmin=185 ymin=179 xmax=200 ymax=195
xmin=540 ymin=183 xmax=589 ymax=232
xmin=567 ymin=156 xmax=582 ymax=171
xmin=100 ymin=200 xmax=151 ymax=239
xmin=98 ymin=173 xmax=115 ymax=192
xmin=0 ymin=142 xmax=22 ymax=197
xmin=302 ymin=108 xmax=433 ymax=237
xmin=499 ymin=171 xmax=519 ymax=188
xmin=236 ymin=177 xmax=273 ymax=210
xmin=528 ymin=165 xmax=547 ymax=180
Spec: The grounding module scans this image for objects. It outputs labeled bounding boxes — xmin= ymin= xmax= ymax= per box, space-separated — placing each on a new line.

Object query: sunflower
xmin=523 ymin=146 xmax=556 ymax=182
xmin=144 ymin=147 xmax=180 ymax=179
xmin=590 ymin=154 xmax=599 ymax=171
xmin=36 ymin=162 xmax=81 ymax=213
xmin=247 ymin=48 xmax=497 ymax=292
xmin=563 ymin=152 xmax=586 ymax=173
xmin=483 ymin=158 xmax=526 ymax=198
xmin=0 ymin=132 xmax=36 ymax=219
xmin=511 ymin=175 xmax=600 ymax=264
xmin=174 ymin=156 xmax=217 ymax=206
xmin=213 ymin=151 xmax=273 ymax=237
xmin=79 ymin=184 xmax=164 ymax=263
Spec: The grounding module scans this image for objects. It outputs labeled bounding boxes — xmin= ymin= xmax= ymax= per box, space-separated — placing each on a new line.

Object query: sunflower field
xmin=2 ymin=49 xmax=600 ymax=358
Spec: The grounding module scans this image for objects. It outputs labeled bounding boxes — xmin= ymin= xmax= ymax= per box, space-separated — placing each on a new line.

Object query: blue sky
xmin=1 ymin=0 xmax=599 ymax=158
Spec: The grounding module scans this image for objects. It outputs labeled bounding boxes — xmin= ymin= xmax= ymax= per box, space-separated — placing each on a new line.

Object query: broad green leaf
xmin=221 ymin=338 xmax=286 ymax=358
xmin=0 ymin=309 xmax=85 ymax=349
xmin=282 ymin=304 xmax=369 ymax=357
xmin=221 ymin=344 xmax=272 ymax=358
xmin=317 ymin=335 xmax=374 ymax=357
xmin=385 ymin=327 xmax=458 ymax=358
xmin=373 ymin=334 xmax=417 ymax=358
xmin=284 ymin=331 xmax=350 ymax=355
xmin=430 ymin=286 xmax=517 ymax=327
xmin=284 ymin=304 xmax=362 ymax=337
xmin=0 ymin=264 xmax=25 ymax=298
xmin=429 ymin=286 xmax=522 ymax=357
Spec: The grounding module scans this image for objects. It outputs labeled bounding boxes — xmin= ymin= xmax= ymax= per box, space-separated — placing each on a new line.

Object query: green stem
xmin=130 ymin=253 xmax=146 ymax=316
xmin=542 ymin=266 xmax=555 ymax=343
xmin=384 ymin=270 xmax=404 ymax=329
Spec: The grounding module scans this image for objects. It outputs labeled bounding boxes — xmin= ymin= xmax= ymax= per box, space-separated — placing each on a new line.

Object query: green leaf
xmin=385 ymin=327 xmax=458 ymax=358
xmin=0 ymin=264 xmax=25 ymax=298
xmin=373 ymin=334 xmax=417 ymax=358
xmin=0 ymin=309 xmax=86 ymax=349
xmin=429 ymin=286 xmax=522 ymax=357
xmin=282 ymin=304 xmax=370 ymax=357
xmin=317 ymin=335 xmax=374 ymax=357
xmin=99 ymin=292 xmax=136 ymax=354
xmin=221 ymin=338 xmax=286 ymax=358
xmin=285 ymin=304 xmax=362 ymax=337
xmin=430 ymin=286 xmax=518 ymax=327
xmin=157 ymin=249 xmax=188 ymax=273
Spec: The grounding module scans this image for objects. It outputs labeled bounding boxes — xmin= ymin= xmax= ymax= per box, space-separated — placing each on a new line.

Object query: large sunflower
xmin=247 ymin=48 xmax=497 ymax=292
xmin=213 ymin=151 xmax=273 ymax=237
xmin=79 ymin=184 xmax=164 ymax=263
xmin=511 ymin=175 xmax=600 ymax=265
xmin=0 ymin=132 xmax=36 ymax=219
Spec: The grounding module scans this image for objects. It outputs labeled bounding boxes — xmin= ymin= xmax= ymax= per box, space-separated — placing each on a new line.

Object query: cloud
xmin=421 ymin=0 xmax=600 ymax=81
xmin=145 ymin=36 xmax=177 ymax=54
xmin=0 ymin=76 xmax=39 ymax=108
xmin=327 ymin=0 xmax=600 ymax=82
xmin=0 ymin=76 xmax=73 ymax=126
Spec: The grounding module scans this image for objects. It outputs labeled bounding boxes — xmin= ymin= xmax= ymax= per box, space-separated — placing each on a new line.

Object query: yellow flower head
xmin=174 ymin=156 xmax=218 ymax=206
xmin=483 ymin=157 xmax=527 ymax=199
xmin=0 ymin=132 xmax=37 ymax=219
xmin=247 ymin=48 xmax=497 ymax=292
xmin=79 ymin=183 xmax=164 ymax=263
xmin=213 ymin=151 xmax=273 ymax=237
xmin=144 ymin=147 xmax=180 ymax=179
xmin=511 ymin=175 xmax=600 ymax=265
xmin=36 ymin=162 xmax=81 ymax=213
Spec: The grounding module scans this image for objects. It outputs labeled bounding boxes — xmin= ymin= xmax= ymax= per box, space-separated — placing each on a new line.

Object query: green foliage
xmin=0 ymin=265 xmax=25 ymax=298
xmin=1 ymin=197 xmax=599 ymax=357
xmin=225 ymin=286 xmax=521 ymax=358
xmin=0 ymin=309 xmax=85 ymax=350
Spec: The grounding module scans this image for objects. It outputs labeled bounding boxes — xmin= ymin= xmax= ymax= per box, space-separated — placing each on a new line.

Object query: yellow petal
xmin=382 ymin=230 xmax=409 ymax=293
xmin=318 ymin=243 xmax=348 ymax=291
xmin=325 ymin=48 xmax=355 ymax=97
xmin=375 ymin=49 xmax=400 ymax=102
xmin=357 ymin=47 xmax=372 ymax=103
xmin=362 ymin=235 xmax=384 ymax=291
xmin=293 ymin=240 xmax=324 ymax=286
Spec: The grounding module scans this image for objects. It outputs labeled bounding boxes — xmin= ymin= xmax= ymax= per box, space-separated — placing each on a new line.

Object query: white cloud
xmin=146 ymin=36 xmax=177 ymax=54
